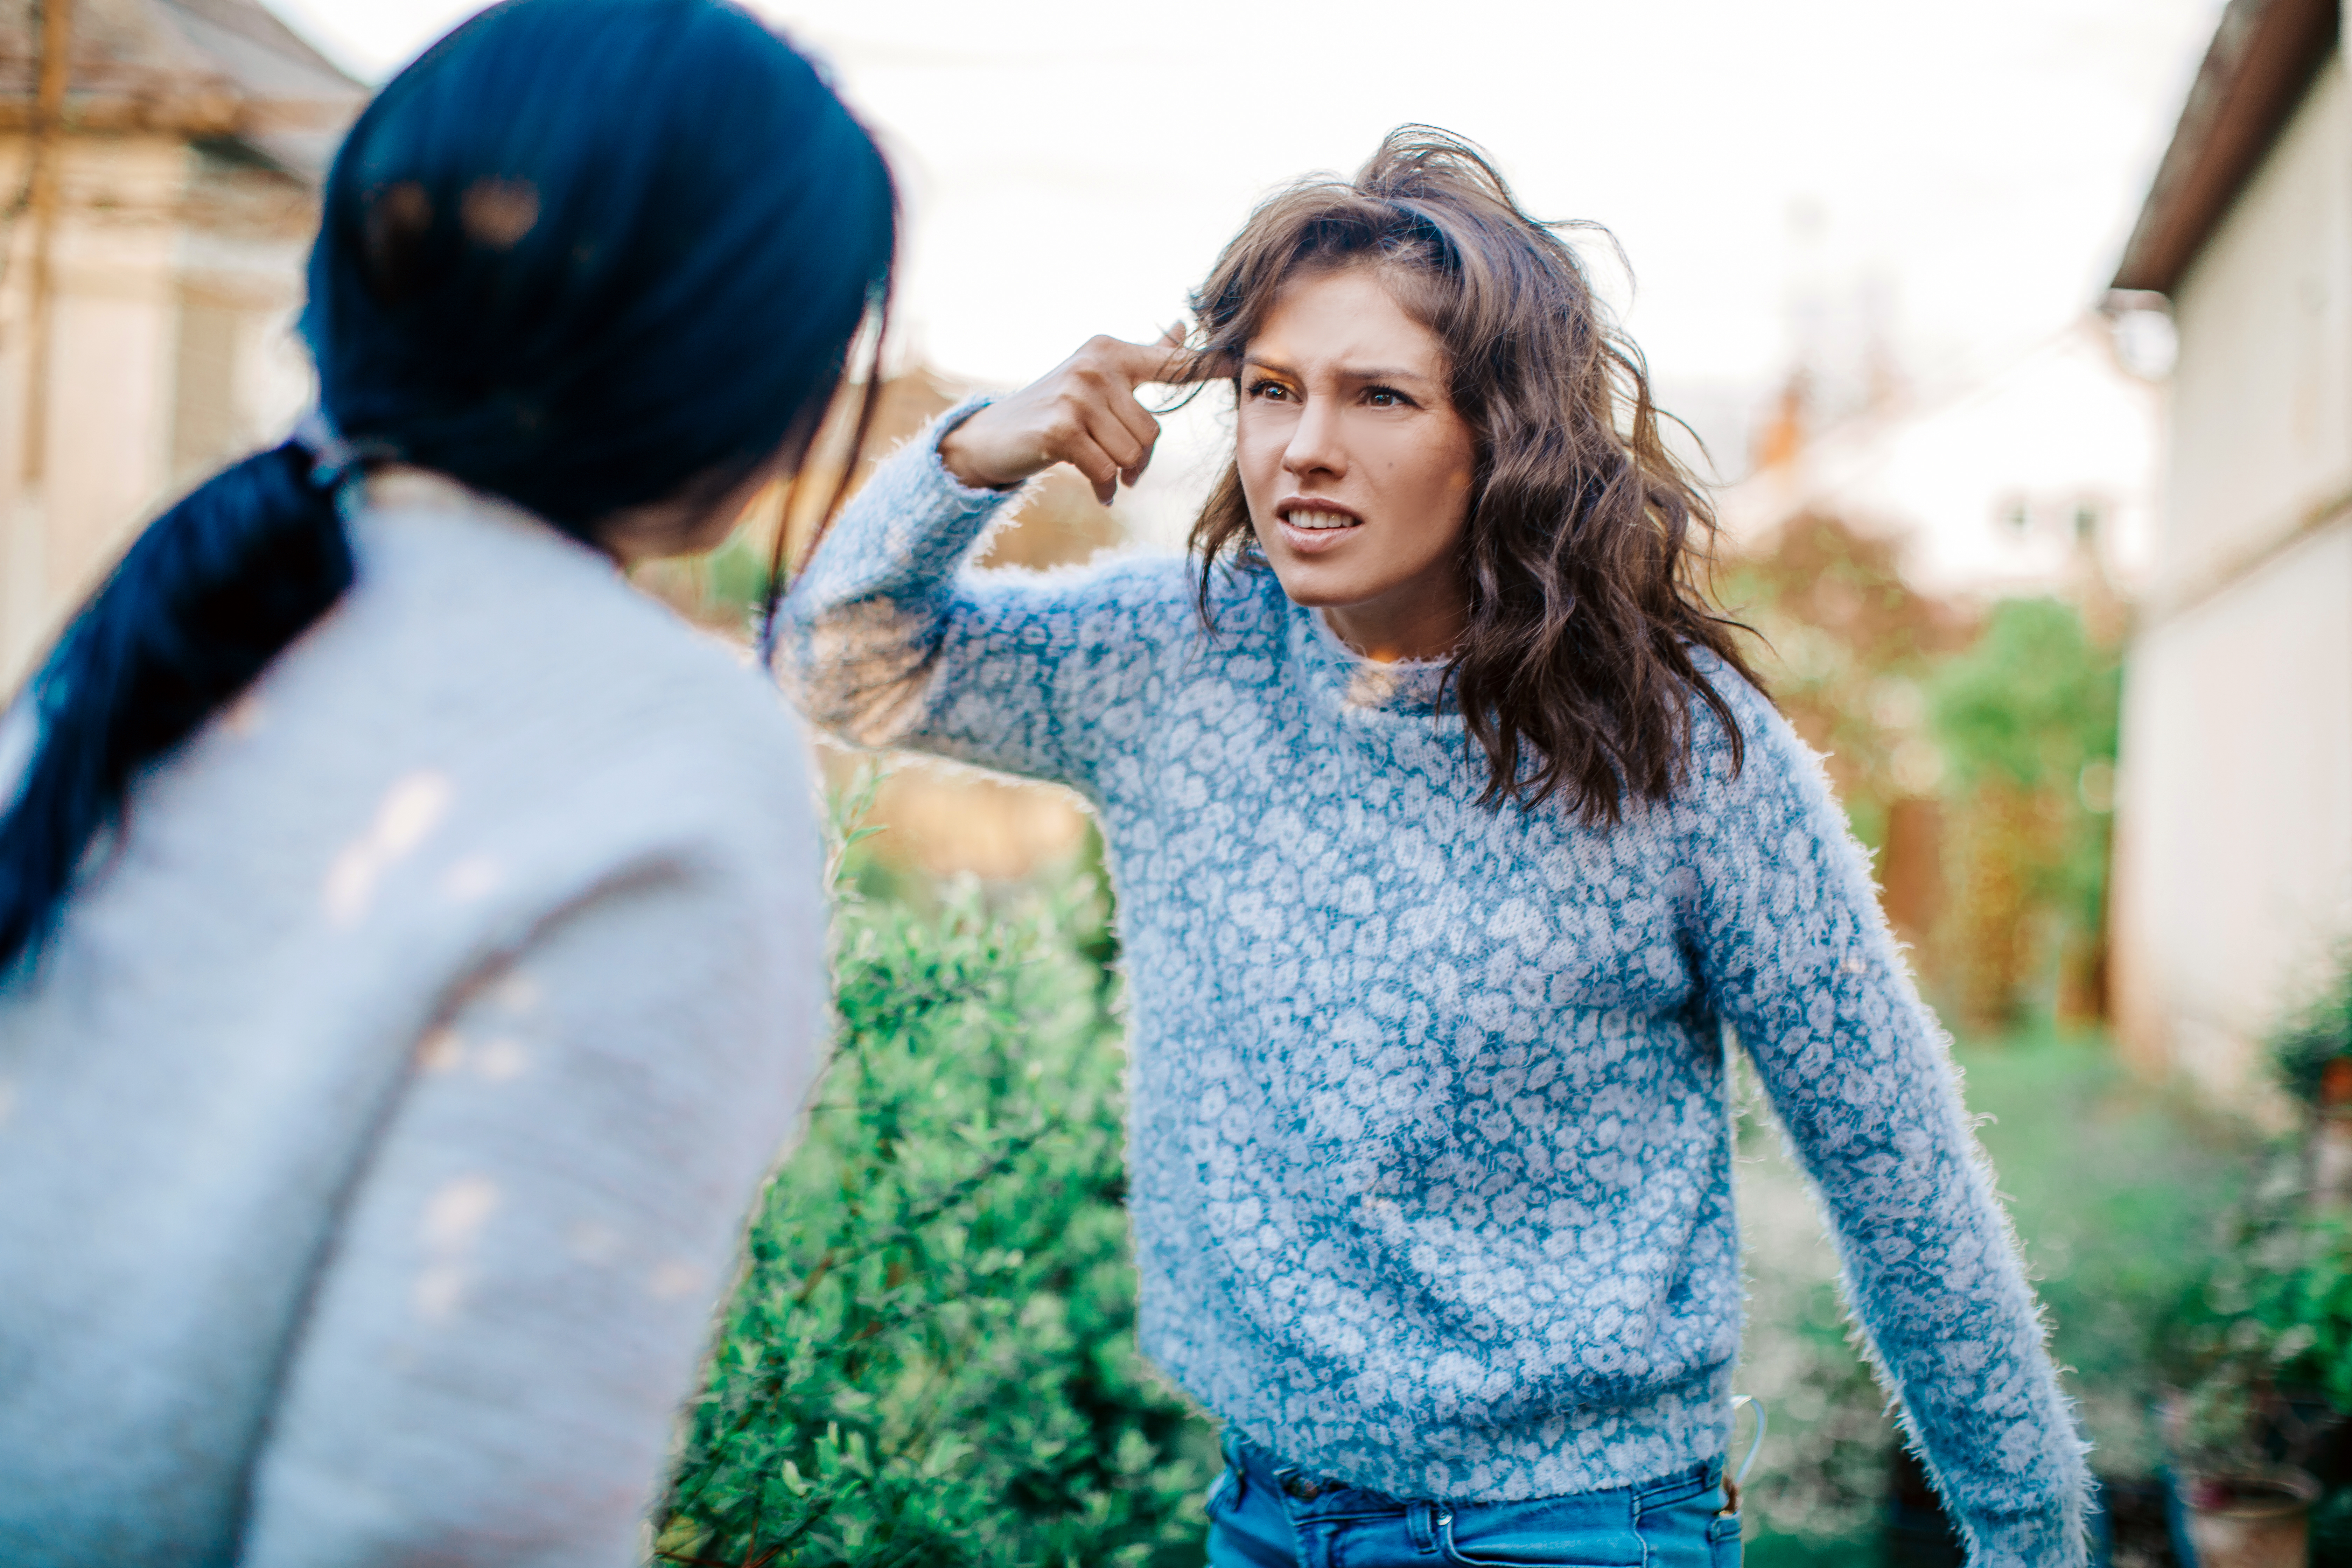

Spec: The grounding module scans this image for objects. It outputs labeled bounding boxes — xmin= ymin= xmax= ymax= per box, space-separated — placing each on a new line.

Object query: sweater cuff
xmin=1959 ymin=1500 xmax=2087 ymax=1568
xmin=925 ymin=392 xmax=1014 ymax=505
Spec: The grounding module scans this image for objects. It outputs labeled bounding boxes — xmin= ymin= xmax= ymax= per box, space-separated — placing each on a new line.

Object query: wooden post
xmin=21 ymin=0 xmax=74 ymax=488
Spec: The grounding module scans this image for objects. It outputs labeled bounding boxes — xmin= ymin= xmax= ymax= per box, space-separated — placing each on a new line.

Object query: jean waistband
xmin=1224 ymin=1434 xmax=1724 ymax=1516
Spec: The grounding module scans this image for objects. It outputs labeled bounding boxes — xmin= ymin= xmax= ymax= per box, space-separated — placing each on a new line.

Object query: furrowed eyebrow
xmin=1240 ymin=356 xmax=1435 ymax=386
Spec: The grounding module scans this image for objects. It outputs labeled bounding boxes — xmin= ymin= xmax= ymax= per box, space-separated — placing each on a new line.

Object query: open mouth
xmin=1277 ymin=502 xmax=1363 ymax=532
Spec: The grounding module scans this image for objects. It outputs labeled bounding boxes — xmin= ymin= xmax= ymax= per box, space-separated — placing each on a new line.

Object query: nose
xmin=1281 ymin=393 xmax=1346 ymax=482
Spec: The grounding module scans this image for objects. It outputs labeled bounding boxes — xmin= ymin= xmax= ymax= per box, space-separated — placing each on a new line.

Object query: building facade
xmin=2109 ymin=0 xmax=2352 ymax=1097
xmin=0 ymin=0 xmax=358 ymax=690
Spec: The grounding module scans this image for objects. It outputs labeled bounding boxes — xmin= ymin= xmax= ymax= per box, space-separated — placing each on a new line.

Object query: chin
xmin=1261 ymin=558 xmax=1364 ymax=611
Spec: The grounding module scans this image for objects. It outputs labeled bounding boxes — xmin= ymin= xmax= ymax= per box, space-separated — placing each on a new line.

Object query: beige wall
xmin=0 ymin=135 xmax=313 ymax=692
xmin=2112 ymin=523 xmax=2352 ymax=1096
xmin=2112 ymin=49 xmax=2352 ymax=1099
xmin=2161 ymin=54 xmax=2352 ymax=597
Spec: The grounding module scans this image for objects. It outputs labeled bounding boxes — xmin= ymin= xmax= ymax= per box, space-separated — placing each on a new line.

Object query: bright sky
xmin=264 ymin=0 xmax=2223 ymax=482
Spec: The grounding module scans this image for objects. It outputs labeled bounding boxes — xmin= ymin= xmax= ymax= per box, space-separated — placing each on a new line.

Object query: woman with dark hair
xmin=780 ymin=130 xmax=2088 ymax=1567
xmin=0 ymin=0 xmax=891 ymax=1560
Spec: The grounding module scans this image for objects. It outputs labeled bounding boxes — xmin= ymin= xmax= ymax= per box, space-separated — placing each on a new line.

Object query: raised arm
xmin=773 ymin=336 xmax=1198 ymax=791
xmin=239 ymin=854 xmax=825 ymax=1568
xmin=1686 ymin=677 xmax=2090 ymax=1568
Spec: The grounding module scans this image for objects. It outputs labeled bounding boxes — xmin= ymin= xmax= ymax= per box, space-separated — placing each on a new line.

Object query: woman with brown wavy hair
xmin=777 ymin=128 xmax=2087 ymax=1568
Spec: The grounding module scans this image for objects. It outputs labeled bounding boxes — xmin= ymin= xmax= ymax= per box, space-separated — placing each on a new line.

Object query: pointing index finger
xmin=1107 ymin=335 xmax=1215 ymax=388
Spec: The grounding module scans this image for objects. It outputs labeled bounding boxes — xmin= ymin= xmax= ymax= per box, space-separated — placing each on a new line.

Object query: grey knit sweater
xmin=776 ymin=409 xmax=2092 ymax=1567
xmin=0 ymin=472 xmax=828 ymax=1566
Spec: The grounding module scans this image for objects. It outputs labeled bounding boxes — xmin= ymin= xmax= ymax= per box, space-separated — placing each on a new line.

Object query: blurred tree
xmin=1723 ymin=520 xmax=2120 ymax=1030
xmin=1930 ymin=598 xmax=2121 ymax=1030
xmin=1718 ymin=516 xmax=1973 ymax=956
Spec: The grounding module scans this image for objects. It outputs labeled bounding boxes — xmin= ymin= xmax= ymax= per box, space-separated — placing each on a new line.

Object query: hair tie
xmin=291 ymin=409 xmax=398 ymax=492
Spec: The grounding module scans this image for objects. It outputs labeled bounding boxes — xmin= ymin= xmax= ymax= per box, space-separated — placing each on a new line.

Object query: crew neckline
xmin=1296 ymin=602 xmax=1457 ymax=715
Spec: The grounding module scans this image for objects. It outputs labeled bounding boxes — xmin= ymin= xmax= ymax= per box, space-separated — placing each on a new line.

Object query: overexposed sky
xmin=264 ymin=0 xmax=2222 ymax=477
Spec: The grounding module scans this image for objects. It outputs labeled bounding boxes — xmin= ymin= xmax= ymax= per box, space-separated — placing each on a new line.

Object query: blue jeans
xmin=1205 ymin=1439 xmax=1743 ymax=1568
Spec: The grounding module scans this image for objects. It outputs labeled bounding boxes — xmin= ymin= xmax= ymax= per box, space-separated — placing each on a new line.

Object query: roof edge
xmin=2111 ymin=0 xmax=2340 ymax=295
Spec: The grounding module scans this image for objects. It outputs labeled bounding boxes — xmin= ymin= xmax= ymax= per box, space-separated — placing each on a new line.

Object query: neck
xmin=1321 ymin=594 xmax=1467 ymax=664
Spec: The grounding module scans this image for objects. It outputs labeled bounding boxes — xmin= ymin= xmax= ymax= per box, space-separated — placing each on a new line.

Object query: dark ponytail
xmin=0 ymin=446 xmax=350 ymax=967
xmin=0 ymin=0 xmax=896 ymax=973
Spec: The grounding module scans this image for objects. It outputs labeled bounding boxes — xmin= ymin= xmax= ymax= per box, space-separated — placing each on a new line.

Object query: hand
xmin=940 ymin=332 xmax=1199 ymax=505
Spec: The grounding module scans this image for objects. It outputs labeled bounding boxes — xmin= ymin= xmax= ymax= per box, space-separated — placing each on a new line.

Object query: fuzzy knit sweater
xmin=777 ymin=407 xmax=2090 ymax=1567
xmin=0 ymin=472 xmax=828 ymax=1567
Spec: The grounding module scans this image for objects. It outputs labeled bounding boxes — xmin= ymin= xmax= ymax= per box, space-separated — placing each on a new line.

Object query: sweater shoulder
xmin=1677 ymin=644 xmax=1813 ymax=802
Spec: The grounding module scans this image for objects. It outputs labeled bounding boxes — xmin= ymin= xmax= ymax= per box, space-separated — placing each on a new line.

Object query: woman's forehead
xmin=1247 ymin=268 xmax=1447 ymax=379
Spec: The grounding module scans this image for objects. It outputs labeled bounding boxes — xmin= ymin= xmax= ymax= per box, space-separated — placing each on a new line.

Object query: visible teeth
xmin=1286 ymin=509 xmax=1359 ymax=530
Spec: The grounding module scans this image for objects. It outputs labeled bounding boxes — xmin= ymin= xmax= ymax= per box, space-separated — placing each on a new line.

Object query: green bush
xmin=653 ymin=808 xmax=1218 ymax=1567
xmin=1721 ymin=522 xmax=2123 ymax=1030
xmin=2168 ymin=1202 xmax=2352 ymax=1474
xmin=1927 ymin=598 xmax=2121 ymax=1030
xmin=1928 ymin=598 xmax=2119 ymax=936
xmin=2272 ymin=953 xmax=2352 ymax=1113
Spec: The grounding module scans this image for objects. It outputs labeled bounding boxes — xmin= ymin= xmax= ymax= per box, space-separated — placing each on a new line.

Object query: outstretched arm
xmin=1687 ymin=678 xmax=2090 ymax=1568
xmin=773 ymin=336 xmax=1198 ymax=791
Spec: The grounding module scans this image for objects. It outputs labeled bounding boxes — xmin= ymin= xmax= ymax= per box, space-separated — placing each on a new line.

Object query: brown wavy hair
xmin=1183 ymin=127 xmax=1762 ymax=822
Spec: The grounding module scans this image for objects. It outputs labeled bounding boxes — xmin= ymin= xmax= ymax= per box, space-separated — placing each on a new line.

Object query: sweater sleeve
xmin=772 ymin=397 xmax=1186 ymax=794
xmin=238 ymin=855 xmax=826 ymax=1568
xmin=1683 ymin=677 xmax=2091 ymax=1568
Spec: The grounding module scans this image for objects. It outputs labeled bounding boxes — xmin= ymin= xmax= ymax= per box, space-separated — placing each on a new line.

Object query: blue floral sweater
xmin=776 ymin=408 xmax=2090 ymax=1566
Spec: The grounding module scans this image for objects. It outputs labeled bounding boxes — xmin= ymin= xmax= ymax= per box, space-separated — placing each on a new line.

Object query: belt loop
xmin=1406 ymin=1498 xmax=1437 ymax=1553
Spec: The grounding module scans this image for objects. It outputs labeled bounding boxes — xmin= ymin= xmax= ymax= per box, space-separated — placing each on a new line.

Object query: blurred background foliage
xmin=1731 ymin=1030 xmax=2258 ymax=1563
xmin=1720 ymin=516 xmax=2122 ymax=1033
xmin=654 ymin=786 xmax=1215 ymax=1568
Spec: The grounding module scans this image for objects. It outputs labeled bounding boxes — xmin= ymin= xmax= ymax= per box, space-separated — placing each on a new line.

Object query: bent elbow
xmin=772 ymin=598 xmax=941 ymax=749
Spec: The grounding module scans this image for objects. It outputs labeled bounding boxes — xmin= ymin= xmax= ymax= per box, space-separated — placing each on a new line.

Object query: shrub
xmin=2273 ymin=954 xmax=2352 ymax=1114
xmin=2168 ymin=1198 xmax=2352 ymax=1469
xmin=652 ymin=804 xmax=1218 ymax=1567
